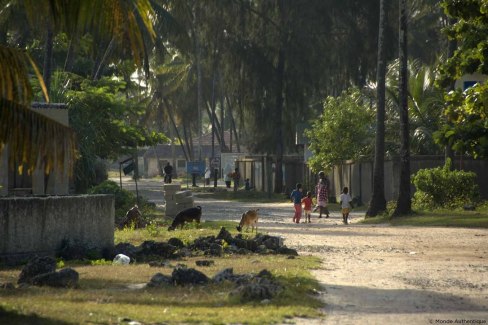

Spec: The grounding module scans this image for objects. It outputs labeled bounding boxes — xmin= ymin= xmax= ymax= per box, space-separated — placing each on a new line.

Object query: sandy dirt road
xmin=120 ymin=177 xmax=488 ymax=324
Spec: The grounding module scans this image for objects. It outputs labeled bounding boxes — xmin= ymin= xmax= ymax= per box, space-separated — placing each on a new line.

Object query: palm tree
xmin=0 ymin=0 xmax=155 ymax=174
xmin=366 ymin=0 xmax=388 ymax=217
xmin=393 ymin=0 xmax=412 ymax=216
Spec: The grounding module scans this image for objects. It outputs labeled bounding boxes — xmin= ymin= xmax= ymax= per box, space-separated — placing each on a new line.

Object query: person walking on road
xmin=313 ymin=171 xmax=330 ymax=218
xmin=290 ymin=183 xmax=303 ymax=224
xmin=340 ymin=187 xmax=354 ymax=224
xmin=232 ymin=167 xmax=241 ymax=192
xmin=302 ymin=191 xmax=313 ymax=223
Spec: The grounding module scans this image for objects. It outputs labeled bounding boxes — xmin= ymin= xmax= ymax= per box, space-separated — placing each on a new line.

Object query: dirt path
xmin=120 ymin=178 xmax=488 ymax=324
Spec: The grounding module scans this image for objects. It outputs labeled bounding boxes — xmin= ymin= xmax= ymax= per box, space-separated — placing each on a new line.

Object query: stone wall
xmin=0 ymin=195 xmax=114 ymax=264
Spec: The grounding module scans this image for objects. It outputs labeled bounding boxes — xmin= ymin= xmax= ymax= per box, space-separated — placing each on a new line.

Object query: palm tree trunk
xmin=274 ymin=0 xmax=286 ymax=194
xmin=226 ymin=97 xmax=241 ymax=152
xmin=366 ymin=0 xmax=387 ymax=217
xmin=93 ymin=37 xmax=115 ymax=81
xmin=43 ymin=26 xmax=54 ymax=96
xmin=163 ymin=99 xmax=189 ymax=162
xmin=444 ymin=17 xmax=457 ymax=168
xmin=393 ymin=0 xmax=412 ymax=217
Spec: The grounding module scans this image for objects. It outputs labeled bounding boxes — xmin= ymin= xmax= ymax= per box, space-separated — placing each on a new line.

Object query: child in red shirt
xmin=301 ymin=191 xmax=313 ymax=223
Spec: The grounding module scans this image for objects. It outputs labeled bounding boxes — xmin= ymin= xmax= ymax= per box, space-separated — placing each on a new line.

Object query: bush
xmin=88 ymin=180 xmax=159 ymax=225
xmin=412 ymin=159 xmax=479 ymax=209
xmin=88 ymin=180 xmax=136 ymax=222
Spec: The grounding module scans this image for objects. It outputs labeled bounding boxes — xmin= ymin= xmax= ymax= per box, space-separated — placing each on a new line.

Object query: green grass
xmin=361 ymin=204 xmax=488 ymax=228
xmin=0 ymin=222 xmax=324 ymax=325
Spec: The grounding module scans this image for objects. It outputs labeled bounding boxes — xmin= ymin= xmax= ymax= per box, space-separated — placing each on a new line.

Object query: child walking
xmin=301 ymin=191 xmax=313 ymax=223
xmin=290 ymin=183 xmax=303 ymax=224
xmin=339 ymin=187 xmax=354 ymax=224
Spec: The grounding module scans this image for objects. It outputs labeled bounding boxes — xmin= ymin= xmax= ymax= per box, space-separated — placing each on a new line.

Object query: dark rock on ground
xmin=140 ymin=241 xmax=177 ymax=258
xmin=216 ymin=227 xmax=233 ymax=243
xmin=31 ymin=268 xmax=79 ymax=288
xmin=196 ymin=260 xmax=215 ymax=267
xmin=168 ymin=237 xmax=185 ymax=248
xmin=18 ymin=256 xmax=56 ymax=284
xmin=172 ymin=267 xmax=209 ymax=285
xmin=277 ymin=246 xmax=298 ymax=256
xmin=213 ymin=268 xmax=235 ymax=283
xmin=206 ymin=243 xmax=223 ymax=257
xmin=147 ymin=273 xmax=173 ymax=287
xmin=114 ymin=243 xmax=140 ymax=258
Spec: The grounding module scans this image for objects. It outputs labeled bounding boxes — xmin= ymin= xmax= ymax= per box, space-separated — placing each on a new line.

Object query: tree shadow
xmin=322 ymin=283 xmax=487 ymax=314
xmin=0 ymin=306 xmax=71 ymax=325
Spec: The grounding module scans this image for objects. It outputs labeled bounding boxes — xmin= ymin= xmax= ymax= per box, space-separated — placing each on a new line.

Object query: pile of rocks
xmin=164 ymin=184 xmax=194 ymax=219
xmin=147 ymin=266 xmax=282 ymax=302
xmin=112 ymin=227 xmax=298 ymax=262
xmin=14 ymin=256 xmax=79 ymax=288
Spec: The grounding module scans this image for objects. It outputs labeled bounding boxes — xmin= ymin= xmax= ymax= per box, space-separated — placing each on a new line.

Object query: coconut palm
xmin=0 ymin=0 xmax=155 ymax=174
xmin=367 ymin=0 xmax=388 ymax=217
xmin=393 ymin=0 xmax=412 ymax=216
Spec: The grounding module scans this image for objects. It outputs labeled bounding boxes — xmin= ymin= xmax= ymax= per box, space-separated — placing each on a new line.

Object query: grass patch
xmin=362 ymin=204 xmax=488 ymax=228
xmin=1 ymin=224 xmax=324 ymax=324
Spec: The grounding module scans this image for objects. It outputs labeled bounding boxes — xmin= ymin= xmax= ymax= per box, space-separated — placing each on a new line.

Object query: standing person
xmin=302 ymin=191 xmax=313 ymax=223
xmin=232 ymin=167 xmax=241 ymax=192
xmin=290 ymin=183 xmax=303 ymax=224
xmin=340 ymin=187 xmax=354 ymax=224
xmin=314 ymin=171 xmax=330 ymax=218
xmin=223 ymin=163 xmax=233 ymax=188
xmin=163 ymin=162 xmax=173 ymax=184
xmin=204 ymin=167 xmax=211 ymax=185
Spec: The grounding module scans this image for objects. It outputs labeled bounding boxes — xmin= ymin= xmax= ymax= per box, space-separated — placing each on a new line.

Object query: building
xmin=0 ymin=103 xmax=71 ymax=196
xmin=143 ymin=131 xmax=243 ymax=177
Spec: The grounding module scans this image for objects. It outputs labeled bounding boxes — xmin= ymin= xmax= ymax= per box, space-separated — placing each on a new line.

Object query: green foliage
xmin=145 ymin=220 xmax=162 ymax=237
xmin=88 ymin=180 xmax=136 ymax=220
xmin=90 ymin=259 xmax=112 ymax=266
xmin=412 ymin=159 xmax=479 ymax=209
xmin=66 ymin=76 xmax=168 ymax=192
xmin=361 ymin=206 xmax=488 ymax=228
xmin=436 ymin=0 xmax=488 ymax=159
xmin=438 ymin=0 xmax=488 ymax=87
xmin=434 ymin=83 xmax=488 ymax=158
xmin=306 ymin=88 xmax=374 ymax=171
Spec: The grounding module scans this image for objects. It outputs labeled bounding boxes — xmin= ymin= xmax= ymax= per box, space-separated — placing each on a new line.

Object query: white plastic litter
xmin=113 ymin=254 xmax=131 ymax=265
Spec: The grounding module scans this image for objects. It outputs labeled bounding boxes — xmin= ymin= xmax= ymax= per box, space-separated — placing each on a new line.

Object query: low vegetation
xmin=0 ymin=221 xmax=324 ymax=324
xmin=361 ymin=202 xmax=488 ymax=228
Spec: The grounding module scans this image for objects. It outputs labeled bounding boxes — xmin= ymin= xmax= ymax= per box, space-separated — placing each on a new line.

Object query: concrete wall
xmin=331 ymin=156 xmax=488 ymax=204
xmin=0 ymin=195 xmax=114 ymax=263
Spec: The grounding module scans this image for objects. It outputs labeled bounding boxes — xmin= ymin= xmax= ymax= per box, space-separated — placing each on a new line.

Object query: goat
xmin=236 ymin=209 xmax=259 ymax=233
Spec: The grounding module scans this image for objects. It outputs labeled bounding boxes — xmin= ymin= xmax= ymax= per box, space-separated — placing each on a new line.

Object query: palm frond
xmin=0 ymin=99 xmax=77 ymax=175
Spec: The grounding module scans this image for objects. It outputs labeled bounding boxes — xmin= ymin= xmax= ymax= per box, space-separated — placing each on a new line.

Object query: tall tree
xmin=0 ymin=0 xmax=156 ymax=174
xmin=366 ymin=0 xmax=388 ymax=217
xmin=393 ymin=0 xmax=412 ymax=216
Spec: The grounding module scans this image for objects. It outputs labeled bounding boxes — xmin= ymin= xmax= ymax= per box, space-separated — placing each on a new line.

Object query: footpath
xmin=117 ymin=177 xmax=488 ymax=325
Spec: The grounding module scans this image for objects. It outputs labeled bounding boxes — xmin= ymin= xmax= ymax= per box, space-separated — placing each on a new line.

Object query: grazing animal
xmin=168 ymin=206 xmax=202 ymax=231
xmin=119 ymin=205 xmax=145 ymax=229
xmin=236 ymin=209 xmax=259 ymax=233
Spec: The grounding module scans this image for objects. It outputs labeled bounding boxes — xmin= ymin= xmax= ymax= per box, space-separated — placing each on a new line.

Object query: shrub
xmin=412 ymin=159 xmax=479 ymax=209
xmin=88 ymin=180 xmax=136 ymax=221
xmin=88 ymin=180 xmax=159 ymax=225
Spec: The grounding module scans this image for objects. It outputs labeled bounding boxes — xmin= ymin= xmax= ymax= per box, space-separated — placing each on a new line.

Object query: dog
xmin=236 ymin=209 xmax=259 ymax=233
xmin=168 ymin=206 xmax=202 ymax=231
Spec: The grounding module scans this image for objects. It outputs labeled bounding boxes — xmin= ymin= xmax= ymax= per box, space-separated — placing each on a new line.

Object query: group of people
xmin=290 ymin=171 xmax=354 ymax=224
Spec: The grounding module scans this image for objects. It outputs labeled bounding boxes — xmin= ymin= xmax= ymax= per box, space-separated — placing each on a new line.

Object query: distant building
xmin=143 ymin=131 xmax=244 ymax=177
xmin=454 ymin=72 xmax=486 ymax=90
